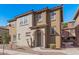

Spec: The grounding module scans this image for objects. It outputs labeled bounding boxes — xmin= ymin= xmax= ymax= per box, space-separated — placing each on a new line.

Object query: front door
xmin=35 ymin=30 xmax=41 ymax=47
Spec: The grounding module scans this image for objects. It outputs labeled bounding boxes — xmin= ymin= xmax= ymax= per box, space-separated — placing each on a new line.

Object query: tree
xmin=63 ymin=22 xmax=68 ymax=28
xmin=2 ymin=30 xmax=10 ymax=44
xmin=1 ymin=30 xmax=10 ymax=55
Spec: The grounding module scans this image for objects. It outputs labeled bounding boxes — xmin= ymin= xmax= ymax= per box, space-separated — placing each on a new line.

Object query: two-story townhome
xmin=8 ymin=5 xmax=63 ymax=49
xmin=62 ymin=21 xmax=76 ymax=48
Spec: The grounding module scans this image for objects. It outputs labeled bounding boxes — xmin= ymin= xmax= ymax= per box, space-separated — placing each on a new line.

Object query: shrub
xmin=49 ymin=44 xmax=56 ymax=49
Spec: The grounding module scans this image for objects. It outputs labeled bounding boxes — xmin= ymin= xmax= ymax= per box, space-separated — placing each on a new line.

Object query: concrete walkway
xmin=32 ymin=47 xmax=79 ymax=55
xmin=0 ymin=44 xmax=66 ymax=55
xmin=1 ymin=45 xmax=79 ymax=55
xmin=0 ymin=49 xmax=36 ymax=55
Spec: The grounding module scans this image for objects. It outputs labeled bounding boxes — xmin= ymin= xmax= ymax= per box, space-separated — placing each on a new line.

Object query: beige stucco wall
xmin=16 ymin=14 xmax=32 ymax=47
xmin=51 ymin=9 xmax=61 ymax=48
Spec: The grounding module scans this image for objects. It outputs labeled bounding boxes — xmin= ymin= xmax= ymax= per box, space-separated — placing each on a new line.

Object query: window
xmin=35 ymin=14 xmax=41 ymax=22
xmin=38 ymin=14 xmax=41 ymax=19
xmin=24 ymin=18 xmax=27 ymax=25
xmin=18 ymin=34 xmax=20 ymax=40
xmin=20 ymin=19 xmax=23 ymax=26
xmin=50 ymin=12 xmax=56 ymax=20
xmin=26 ymin=32 xmax=30 ymax=36
xmin=50 ymin=27 xmax=56 ymax=35
xmin=20 ymin=17 xmax=28 ymax=26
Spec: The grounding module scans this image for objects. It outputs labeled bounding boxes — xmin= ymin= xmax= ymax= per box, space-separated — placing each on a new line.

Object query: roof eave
xmin=73 ymin=8 xmax=79 ymax=20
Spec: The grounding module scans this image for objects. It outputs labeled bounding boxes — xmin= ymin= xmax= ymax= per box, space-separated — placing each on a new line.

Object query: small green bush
xmin=49 ymin=44 xmax=56 ymax=49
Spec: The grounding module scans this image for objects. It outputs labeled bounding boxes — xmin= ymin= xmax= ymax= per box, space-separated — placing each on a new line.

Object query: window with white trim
xmin=20 ymin=18 xmax=23 ymax=26
xmin=24 ymin=18 xmax=27 ymax=25
xmin=20 ymin=17 xmax=28 ymax=26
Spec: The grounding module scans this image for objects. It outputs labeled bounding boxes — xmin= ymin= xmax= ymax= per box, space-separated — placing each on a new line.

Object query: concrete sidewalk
xmin=0 ymin=49 xmax=36 ymax=55
xmin=32 ymin=47 xmax=79 ymax=55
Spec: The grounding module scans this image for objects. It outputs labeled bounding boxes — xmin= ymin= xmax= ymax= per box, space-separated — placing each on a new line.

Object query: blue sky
xmin=0 ymin=4 xmax=79 ymax=26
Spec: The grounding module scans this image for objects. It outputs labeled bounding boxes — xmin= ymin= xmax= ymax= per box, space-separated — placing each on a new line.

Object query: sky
xmin=0 ymin=4 xmax=79 ymax=26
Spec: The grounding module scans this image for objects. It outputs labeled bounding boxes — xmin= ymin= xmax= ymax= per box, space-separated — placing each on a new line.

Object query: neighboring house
xmin=74 ymin=8 xmax=79 ymax=46
xmin=61 ymin=7 xmax=79 ymax=48
xmin=62 ymin=21 xmax=76 ymax=47
xmin=62 ymin=21 xmax=75 ymax=38
xmin=8 ymin=5 xmax=63 ymax=49
xmin=8 ymin=19 xmax=16 ymax=44
xmin=0 ymin=26 xmax=9 ymax=44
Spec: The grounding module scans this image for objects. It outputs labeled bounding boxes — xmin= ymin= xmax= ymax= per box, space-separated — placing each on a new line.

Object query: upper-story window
xmin=50 ymin=12 xmax=56 ymax=20
xmin=35 ymin=14 xmax=42 ymax=22
xmin=24 ymin=18 xmax=28 ymax=25
xmin=38 ymin=14 xmax=41 ymax=19
xmin=20 ymin=17 xmax=28 ymax=26
xmin=20 ymin=18 xmax=24 ymax=26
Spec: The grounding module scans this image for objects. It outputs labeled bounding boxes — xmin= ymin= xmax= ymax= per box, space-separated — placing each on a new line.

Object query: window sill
xmin=51 ymin=19 xmax=56 ymax=22
xmin=50 ymin=34 xmax=56 ymax=36
xmin=20 ymin=24 xmax=28 ymax=26
xmin=37 ymin=20 xmax=42 ymax=23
